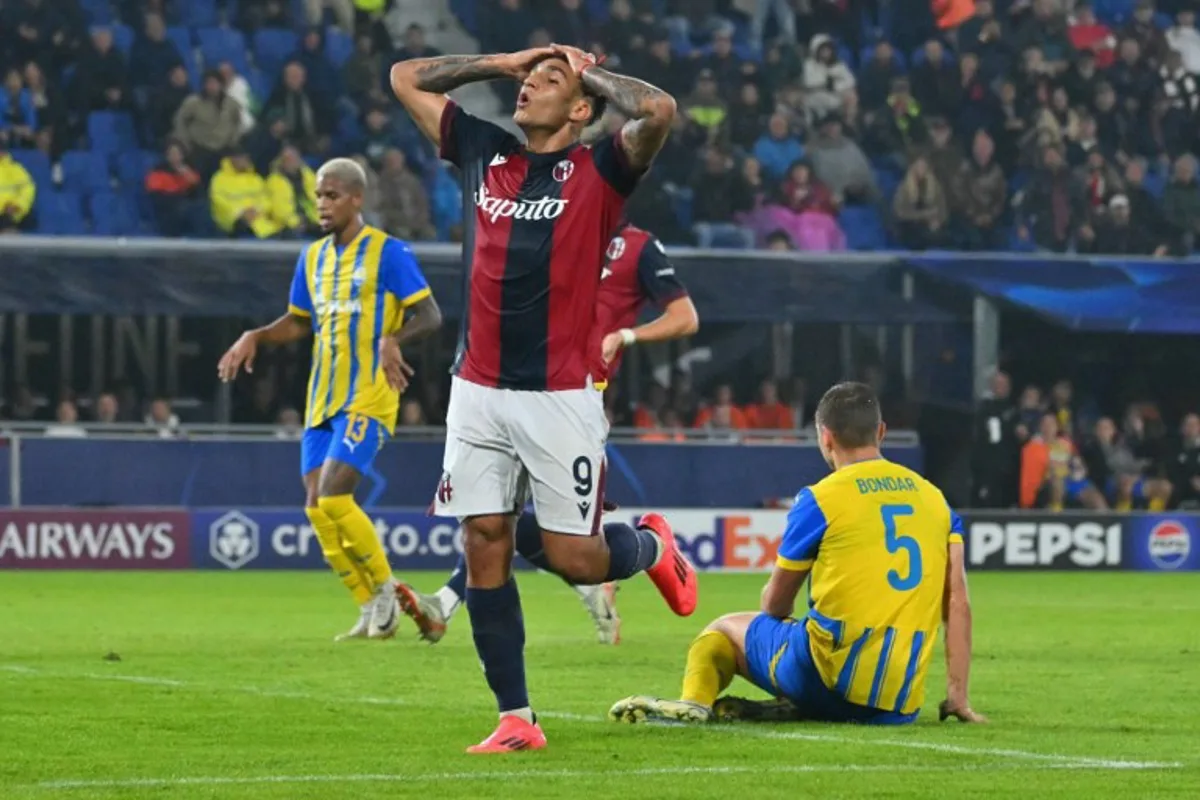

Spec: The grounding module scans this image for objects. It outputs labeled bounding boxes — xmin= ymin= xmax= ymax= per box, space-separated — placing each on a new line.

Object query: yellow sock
xmin=319 ymin=494 xmax=393 ymax=588
xmin=1049 ymin=502 xmax=1063 ymax=512
xmin=680 ymin=630 xmax=737 ymax=708
xmin=306 ymin=506 xmax=373 ymax=605
xmin=1149 ymin=496 xmax=1166 ymax=511
xmin=1115 ymin=498 xmax=1133 ymax=512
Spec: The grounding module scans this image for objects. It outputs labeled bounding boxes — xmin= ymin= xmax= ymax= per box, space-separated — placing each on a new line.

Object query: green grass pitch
xmin=1 ymin=571 xmax=1198 ymax=799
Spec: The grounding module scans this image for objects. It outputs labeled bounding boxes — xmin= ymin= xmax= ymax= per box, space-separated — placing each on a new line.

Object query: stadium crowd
xmin=0 ymin=0 xmax=1197 ymax=252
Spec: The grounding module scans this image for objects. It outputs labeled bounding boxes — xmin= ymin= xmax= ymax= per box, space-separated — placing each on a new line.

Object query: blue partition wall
xmin=13 ymin=438 xmax=922 ymax=509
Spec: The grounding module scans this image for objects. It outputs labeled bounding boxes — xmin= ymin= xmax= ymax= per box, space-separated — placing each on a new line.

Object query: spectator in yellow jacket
xmin=209 ymin=147 xmax=280 ymax=239
xmin=0 ymin=146 xmax=36 ymax=233
xmin=266 ymin=145 xmax=319 ymax=238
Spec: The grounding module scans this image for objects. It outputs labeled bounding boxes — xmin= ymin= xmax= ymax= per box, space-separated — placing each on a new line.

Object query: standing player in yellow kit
xmin=218 ymin=158 xmax=442 ymax=642
xmin=611 ymin=381 xmax=985 ymax=725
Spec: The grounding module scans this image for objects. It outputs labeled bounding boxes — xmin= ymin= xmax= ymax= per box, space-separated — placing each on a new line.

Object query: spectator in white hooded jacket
xmin=803 ymin=34 xmax=857 ymax=125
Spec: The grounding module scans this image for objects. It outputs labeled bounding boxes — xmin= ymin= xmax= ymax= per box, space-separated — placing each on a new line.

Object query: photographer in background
xmin=972 ymin=370 xmax=1022 ymax=508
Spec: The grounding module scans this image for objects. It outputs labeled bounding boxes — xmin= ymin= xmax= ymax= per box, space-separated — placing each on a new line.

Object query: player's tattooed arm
xmin=579 ymin=67 xmax=676 ymax=169
xmin=393 ymin=295 xmax=443 ymax=348
xmin=391 ymin=49 xmax=555 ymax=145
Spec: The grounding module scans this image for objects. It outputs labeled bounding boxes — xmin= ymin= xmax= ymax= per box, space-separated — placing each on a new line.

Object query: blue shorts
xmin=1064 ymin=477 xmax=1093 ymax=502
xmin=1105 ymin=475 xmax=1146 ymax=502
xmin=300 ymin=411 xmax=389 ymax=477
xmin=743 ymin=614 xmax=918 ymax=725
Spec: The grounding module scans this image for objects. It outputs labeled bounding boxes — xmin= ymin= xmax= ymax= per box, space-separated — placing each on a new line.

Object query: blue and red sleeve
xmin=438 ymin=100 xmax=519 ymax=169
xmin=635 ymin=235 xmax=688 ymax=308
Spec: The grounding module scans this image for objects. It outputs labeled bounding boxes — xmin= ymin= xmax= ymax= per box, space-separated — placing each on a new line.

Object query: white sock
xmin=435 ymin=586 xmax=461 ymax=619
xmin=501 ymin=707 xmax=534 ymax=724
xmin=573 ymin=584 xmax=602 ymax=603
xmin=648 ymin=532 xmax=665 ymax=568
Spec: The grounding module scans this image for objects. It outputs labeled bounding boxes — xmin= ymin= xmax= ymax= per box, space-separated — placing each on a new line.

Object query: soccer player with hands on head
xmin=395 ymin=222 xmax=699 ymax=647
xmin=391 ymin=42 xmax=693 ymax=753
xmin=611 ymin=382 xmax=985 ymax=728
xmin=218 ymin=158 xmax=442 ymax=643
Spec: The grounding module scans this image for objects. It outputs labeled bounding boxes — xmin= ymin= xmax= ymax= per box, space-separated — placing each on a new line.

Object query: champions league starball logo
xmin=1147 ymin=520 xmax=1191 ymax=570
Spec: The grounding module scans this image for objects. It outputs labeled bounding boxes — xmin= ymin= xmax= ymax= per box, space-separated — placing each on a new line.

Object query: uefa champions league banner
xmin=0 ymin=508 xmax=1195 ymax=572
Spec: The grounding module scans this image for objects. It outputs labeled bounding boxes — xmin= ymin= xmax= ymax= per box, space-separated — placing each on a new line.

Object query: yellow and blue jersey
xmin=288 ymin=226 xmax=430 ymax=434
xmin=777 ymin=458 xmax=964 ymax=716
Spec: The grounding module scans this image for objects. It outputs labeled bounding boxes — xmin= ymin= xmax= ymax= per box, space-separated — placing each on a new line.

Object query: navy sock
xmin=466 ymin=579 xmax=529 ymax=713
xmin=603 ymin=522 xmax=660 ymax=582
xmin=514 ymin=512 xmax=554 ymax=572
xmin=445 ymin=556 xmax=467 ymax=600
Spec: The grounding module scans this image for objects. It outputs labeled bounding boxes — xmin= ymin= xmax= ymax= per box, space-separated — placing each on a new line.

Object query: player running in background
xmin=610 ymin=382 xmax=985 ymax=726
xmin=395 ymin=223 xmax=700 ymax=646
xmin=391 ymin=45 xmax=692 ymax=753
xmin=218 ymin=158 xmax=442 ymax=641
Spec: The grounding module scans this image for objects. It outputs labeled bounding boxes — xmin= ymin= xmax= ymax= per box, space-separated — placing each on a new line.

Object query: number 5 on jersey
xmin=882 ymin=504 xmax=921 ymax=591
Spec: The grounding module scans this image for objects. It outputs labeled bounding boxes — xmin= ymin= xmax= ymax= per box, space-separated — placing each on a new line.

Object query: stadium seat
xmin=324 ymin=28 xmax=354 ymax=69
xmin=89 ymin=193 xmax=140 ymax=237
xmin=60 ymin=151 xmax=111 ymax=194
xmin=116 ymin=150 xmax=160 ymax=192
xmin=87 ymin=112 xmax=138 ymax=157
xmin=9 ymin=149 xmax=51 ymax=191
xmin=839 ymin=207 xmax=888 ymax=251
xmin=909 ymin=46 xmax=957 ymax=67
xmin=1141 ymin=171 xmax=1166 ymax=200
xmin=196 ymin=27 xmax=249 ymax=73
xmin=181 ymin=0 xmax=219 ymax=28
xmin=79 ymin=0 xmax=114 ymax=24
xmin=859 ymin=46 xmax=907 ymax=72
xmin=36 ymin=191 xmax=87 ymax=236
xmin=253 ymin=29 xmax=298 ymax=78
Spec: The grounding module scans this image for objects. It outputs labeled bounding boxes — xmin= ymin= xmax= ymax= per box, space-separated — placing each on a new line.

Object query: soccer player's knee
xmin=317 ymin=493 xmax=354 ymax=521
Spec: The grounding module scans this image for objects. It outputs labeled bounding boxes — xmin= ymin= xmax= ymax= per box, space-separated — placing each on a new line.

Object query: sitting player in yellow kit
xmin=610 ymin=381 xmax=985 ymax=725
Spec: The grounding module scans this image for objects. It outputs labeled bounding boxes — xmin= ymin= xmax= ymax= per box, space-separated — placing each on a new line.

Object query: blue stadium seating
xmin=87 ymin=112 xmax=138 ymax=157
xmin=115 ymin=150 xmax=160 ymax=192
xmin=89 ymin=192 xmax=141 ymax=237
xmin=839 ymin=207 xmax=888 ymax=251
xmin=165 ymin=26 xmax=198 ymax=86
xmin=60 ymin=151 xmax=111 ymax=194
xmin=36 ymin=192 xmax=87 ymax=236
xmin=9 ymin=150 xmax=51 ymax=193
xmin=79 ymin=0 xmax=114 ymax=24
xmin=109 ymin=24 xmax=134 ymax=56
xmin=181 ymin=0 xmax=219 ymax=29
xmin=253 ymin=29 xmax=298 ymax=79
xmin=197 ymin=27 xmax=250 ymax=74
xmin=325 ymin=28 xmax=354 ymax=69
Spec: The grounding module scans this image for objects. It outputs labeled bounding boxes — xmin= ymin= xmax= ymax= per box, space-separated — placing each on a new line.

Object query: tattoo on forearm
xmin=581 ymin=67 xmax=674 ymax=167
xmin=393 ymin=298 xmax=442 ymax=347
xmin=580 ymin=67 xmax=669 ymax=120
xmin=412 ymin=55 xmax=509 ymax=94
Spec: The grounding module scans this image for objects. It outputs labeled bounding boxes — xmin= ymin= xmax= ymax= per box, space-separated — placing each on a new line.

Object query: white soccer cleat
xmin=334 ymin=606 xmax=371 ymax=642
xmin=367 ymin=581 xmax=401 ymax=640
xmin=609 ymin=696 xmax=713 ymax=724
xmin=577 ymin=583 xmax=621 ymax=645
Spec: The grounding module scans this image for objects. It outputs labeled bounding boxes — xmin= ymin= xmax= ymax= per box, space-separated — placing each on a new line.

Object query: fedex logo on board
xmin=628 ymin=510 xmax=787 ymax=570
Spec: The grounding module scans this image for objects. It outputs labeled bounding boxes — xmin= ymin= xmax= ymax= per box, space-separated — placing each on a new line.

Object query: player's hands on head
xmin=601 ymin=331 xmax=625 ymax=364
xmin=938 ymin=698 xmax=987 ymax=724
xmin=501 ymin=47 xmax=558 ymax=81
xmin=551 ymin=44 xmax=601 ymax=77
xmin=217 ymin=332 xmax=259 ymax=382
xmin=379 ymin=337 xmax=415 ymax=393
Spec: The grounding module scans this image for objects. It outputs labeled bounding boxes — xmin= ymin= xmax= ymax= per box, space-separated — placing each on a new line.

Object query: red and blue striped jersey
xmin=439 ymin=101 xmax=642 ymax=391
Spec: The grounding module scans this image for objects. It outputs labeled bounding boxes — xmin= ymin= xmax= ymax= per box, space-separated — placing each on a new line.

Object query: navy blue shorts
xmin=300 ymin=412 xmax=388 ymax=477
xmin=743 ymin=614 xmax=918 ymax=725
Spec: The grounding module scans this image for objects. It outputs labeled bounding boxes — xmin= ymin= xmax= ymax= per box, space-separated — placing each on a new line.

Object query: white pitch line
xmin=26 ymin=763 xmax=1084 ymax=791
xmin=3 ymin=666 xmax=1183 ymax=771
